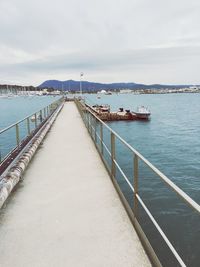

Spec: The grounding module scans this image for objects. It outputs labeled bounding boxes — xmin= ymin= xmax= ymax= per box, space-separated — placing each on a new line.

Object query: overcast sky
xmin=0 ymin=0 xmax=200 ymax=86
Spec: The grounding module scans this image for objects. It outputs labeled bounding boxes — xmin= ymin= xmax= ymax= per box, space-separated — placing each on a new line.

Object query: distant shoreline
xmin=77 ymin=88 xmax=200 ymax=95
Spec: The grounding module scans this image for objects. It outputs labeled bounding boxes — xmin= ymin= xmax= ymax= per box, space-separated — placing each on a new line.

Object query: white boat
xmin=92 ymin=104 xmax=110 ymax=113
xmin=133 ymin=106 xmax=151 ymax=119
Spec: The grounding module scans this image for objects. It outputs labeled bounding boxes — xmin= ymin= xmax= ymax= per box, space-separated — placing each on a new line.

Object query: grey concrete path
xmin=0 ymin=102 xmax=151 ymax=267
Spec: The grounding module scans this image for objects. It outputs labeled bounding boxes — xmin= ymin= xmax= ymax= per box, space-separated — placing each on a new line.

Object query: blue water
xmin=0 ymin=95 xmax=60 ymax=160
xmin=1 ymin=93 xmax=200 ymax=266
xmin=84 ymin=93 xmax=200 ymax=267
xmin=0 ymin=96 xmax=60 ymax=129
xmin=85 ymin=93 xmax=200 ymax=198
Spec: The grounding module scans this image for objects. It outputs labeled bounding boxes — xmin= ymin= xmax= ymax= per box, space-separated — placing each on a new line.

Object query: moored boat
xmin=86 ymin=103 xmax=150 ymax=121
xmin=92 ymin=104 xmax=110 ymax=113
xmin=133 ymin=106 xmax=151 ymax=119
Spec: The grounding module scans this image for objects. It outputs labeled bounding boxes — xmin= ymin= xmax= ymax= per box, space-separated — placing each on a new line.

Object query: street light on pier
xmin=80 ymin=72 xmax=84 ymax=95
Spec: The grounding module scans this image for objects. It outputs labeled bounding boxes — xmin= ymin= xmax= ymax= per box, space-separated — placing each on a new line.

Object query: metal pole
xmin=100 ymin=123 xmax=103 ymax=154
xmin=94 ymin=118 xmax=97 ymax=143
xmin=91 ymin=116 xmax=94 ymax=139
xmin=0 ymin=145 xmax=2 ymax=163
xmin=111 ymin=132 xmax=116 ymax=179
xmin=90 ymin=114 xmax=92 ymax=134
xmin=134 ymin=154 xmax=139 ymax=216
xmin=88 ymin=113 xmax=90 ymax=132
xmin=80 ymin=72 xmax=84 ymax=95
xmin=40 ymin=110 xmax=42 ymax=123
xmin=27 ymin=117 xmax=30 ymax=135
xmin=34 ymin=113 xmax=37 ymax=128
xmin=87 ymin=111 xmax=90 ymax=131
xmin=16 ymin=124 xmax=20 ymax=146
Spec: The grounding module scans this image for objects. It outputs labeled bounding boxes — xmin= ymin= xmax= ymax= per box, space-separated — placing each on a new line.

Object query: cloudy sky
xmin=0 ymin=0 xmax=200 ymax=86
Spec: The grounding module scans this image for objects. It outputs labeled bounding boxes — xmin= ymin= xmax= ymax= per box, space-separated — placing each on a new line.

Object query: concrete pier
xmin=0 ymin=102 xmax=151 ymax=267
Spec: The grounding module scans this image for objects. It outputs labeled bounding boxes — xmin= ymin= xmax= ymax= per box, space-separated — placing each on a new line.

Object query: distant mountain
xmin=39 ymin=79 xmax=191 ymax=92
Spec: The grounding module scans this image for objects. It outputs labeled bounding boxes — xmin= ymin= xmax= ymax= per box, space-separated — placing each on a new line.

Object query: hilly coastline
xmin=39 ymin=80 xmax=190 ymax=92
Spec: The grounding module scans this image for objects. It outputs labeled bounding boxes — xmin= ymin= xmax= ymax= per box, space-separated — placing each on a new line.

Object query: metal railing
xmin=75 ymin=98 xmax=200 ymax=267
xmin=0 ymin=97 xmax=64 ymax=167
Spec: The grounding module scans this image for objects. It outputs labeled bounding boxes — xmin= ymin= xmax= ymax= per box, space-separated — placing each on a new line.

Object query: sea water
xmin=1 ymin=93 xmax=200 ymax=266
xmin=84 ymin=92 xmax=200 ymax=267
xmin=0 ymin=95 xmax=60 ymax=129
xmin=0 ymin=95 xmax=60 ymax=160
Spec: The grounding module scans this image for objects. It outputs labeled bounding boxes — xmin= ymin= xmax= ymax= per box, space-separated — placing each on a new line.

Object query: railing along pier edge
xmin=75 ymin=98 xmax=199 ymax=267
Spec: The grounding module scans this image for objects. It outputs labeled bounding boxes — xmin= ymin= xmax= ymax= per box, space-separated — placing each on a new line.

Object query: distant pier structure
xmin=85 ymin=103 xmax=151 ymax=121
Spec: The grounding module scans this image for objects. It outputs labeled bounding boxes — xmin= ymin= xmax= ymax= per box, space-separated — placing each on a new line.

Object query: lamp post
xmin=80 ymin=72 xmax=84 ymax=95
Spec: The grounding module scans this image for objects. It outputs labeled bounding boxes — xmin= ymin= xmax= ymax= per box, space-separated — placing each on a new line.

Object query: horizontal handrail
xmin=75 ymin=98 xmax=200 ymax=267
xmin=0 ymin=97 xmax=63 ymax=134
xmin=114 ymin=159 xmax=134 ymax=192
xmin=137 ymin=194 xmax=186 ymax=267
xmin=0 ymin=97 xmax=64 ymax=165
xmin=114 ymin=154 xmax=186 ymax=266
xmin=83 ymin=101 xmax=200 ymax=215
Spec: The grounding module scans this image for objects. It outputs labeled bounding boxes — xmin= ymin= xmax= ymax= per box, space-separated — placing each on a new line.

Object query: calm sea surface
xmin=0 ymin=95 xmax=60 ymax=160
xmin=0 ymin=95 xmax=60 ymax=129
xmin=85 ymin=93 xmax=200 ymax=198
xmin=1 ymin=93 xmax=200 ymax=266
xmin=84 ymin=92 xmax=200 ymax=267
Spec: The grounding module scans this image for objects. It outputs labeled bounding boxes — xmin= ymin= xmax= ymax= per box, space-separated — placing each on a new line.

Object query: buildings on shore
xmin=96 ymin=86 xmax=200 ymax=95
xmin=119 ymin=86 xmax=200 ymax=95
xmin=1 ymin=83 xmax=200 ymax=96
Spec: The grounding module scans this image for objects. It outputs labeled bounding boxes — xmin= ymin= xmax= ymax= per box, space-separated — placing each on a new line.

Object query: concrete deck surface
xmin=0 ymin=102 xmax=151 ymax=267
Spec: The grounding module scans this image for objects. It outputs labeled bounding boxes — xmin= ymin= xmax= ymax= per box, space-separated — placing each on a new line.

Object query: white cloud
xmin=0 ymin=0 xmax=200 ymax=85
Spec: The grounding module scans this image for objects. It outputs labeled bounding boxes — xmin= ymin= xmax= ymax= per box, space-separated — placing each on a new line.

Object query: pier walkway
xmin=0 ymin=102 xmax=151 ymax=267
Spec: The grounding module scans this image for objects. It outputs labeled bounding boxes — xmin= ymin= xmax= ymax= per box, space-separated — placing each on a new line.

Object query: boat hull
xmin=133 ymin=112 xmax=151 ymax=120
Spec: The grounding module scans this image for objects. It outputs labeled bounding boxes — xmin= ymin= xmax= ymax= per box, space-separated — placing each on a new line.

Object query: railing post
xmin=134 ymin=154 xmax=139 ymax=216
xmin=83 ymin=108 xmax=86 ymax=125
xmin=90 ymin=114 xmax=92 ymax=135
xmin=87 ymin=113 xmax=90 ymax=132
xmin=91 ymin=116 xmax=94 ymax=139
xmin=0 ymin=145 xmax=2 ymax=163
xmin=87 ymin=111 xmax=90 ymax=131
xmin=34 ymin=113 xmax=37 ymax=128
xmin=27 ymin=117 xmax=30 ymax=135
xmin=111 ymin=132 xmax=116 ymax=179
xmin=40 ymin=110 xmax=43 ymax=122
xmin=15 ymin=123 xmax=20 ymax=147
xmin=100 ymin=123 xmax=103 ymax=154
xmin=94 ymin=118 xmax=97 ymax=143
xmin=88 ymin=112 xmax=90 ymax=130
